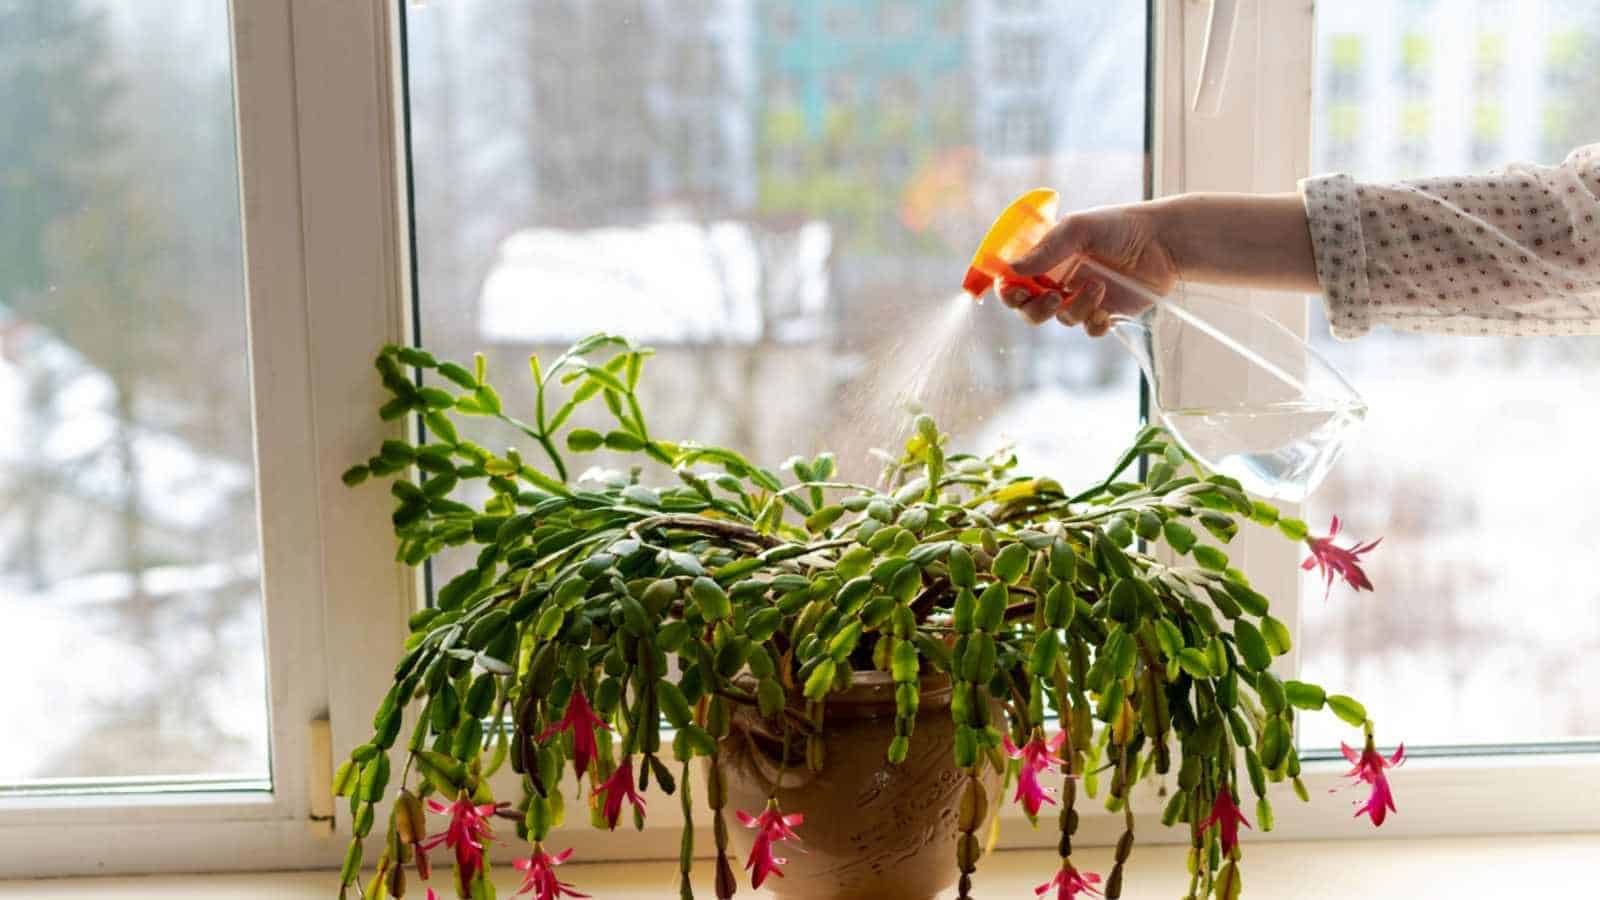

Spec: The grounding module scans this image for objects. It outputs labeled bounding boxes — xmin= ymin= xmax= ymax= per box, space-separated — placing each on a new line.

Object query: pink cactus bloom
xmin=420 ymin=793 xmax=497 ymax=894
xmin=736 ymin=802 xmax=805 ymax=889
xmin=1339 ymin=738 xmax=1405 ymax=826
xmin=537 ymin=688 xmax=610 ymax=778
xmin=597 ymin=758 xmax=647 ymax=830
xmin=512 ymin=845 xmax=589 ymax=900
xmin=1003 ymin=730 xmax=1068 ymax=818
xmin=1035 ymin=864 xmax=1103 ymax=900
xmin=1197 ymin=787 xmax=1252 ymax=855
xmin=1302 ymin=515 xmax=1381 ymax=601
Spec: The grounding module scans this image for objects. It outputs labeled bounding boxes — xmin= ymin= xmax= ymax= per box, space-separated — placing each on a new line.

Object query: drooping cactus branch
xmin=334 ymin=334 xmax=1391 ymax=900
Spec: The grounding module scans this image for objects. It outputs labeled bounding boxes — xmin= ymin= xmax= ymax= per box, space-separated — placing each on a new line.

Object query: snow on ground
xmin=0 ymin=322 xmax=267 ymax=783
xmin=0 ymin=558 xmax=268 ymax=782
xmin=479 ymin=221 xmax=831 ymax=346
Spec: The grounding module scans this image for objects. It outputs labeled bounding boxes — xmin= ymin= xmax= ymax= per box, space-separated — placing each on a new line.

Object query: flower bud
xmin=956 ymin=833 xmax=981 ymax=872
xmin=715 ymin=853 xmax=738 ymax=900
xmin=958 ymin=778 xmax=987 ymax=832
xmin=1105 ymin=863 xmax=1125 ymax=899
xmin=394 ymin=789 xmax=424 ymax=844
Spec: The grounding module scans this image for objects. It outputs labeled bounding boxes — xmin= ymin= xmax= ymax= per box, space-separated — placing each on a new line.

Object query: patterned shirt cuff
xmin=1299 ymin=173 xmax=1372 ymax=339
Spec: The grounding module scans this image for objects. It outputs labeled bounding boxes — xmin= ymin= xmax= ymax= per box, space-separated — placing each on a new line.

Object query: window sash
xmin=428 ymin=0 xmax=1600 ymax=854
xmin=1138 ymin=0 xmax=1600 ymax=841
xmin=0 ymin=0 xmax=415 ymax=877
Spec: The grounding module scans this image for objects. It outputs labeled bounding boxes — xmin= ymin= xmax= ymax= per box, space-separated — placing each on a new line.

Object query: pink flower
xmin=538 ymin=688 xmax=610 ymax=778
xmin=420 ymin=793 xmax=497 ymax=893
xmin=597 ymin=758 xmax=647 ymax=830
xmin=1302 ymin=515 xmax=1381 ymax=601
xmin=513 ymin=845 xmax=589 ymax=900
xmin=1197 ymin=787 xmax=1252 ymax=855
xmin=736 ymin=802 xmax=804 ymax=889
xmin=1035 ymin=864 xmax=1103 ymax=900
xmin=1339 ymin=738 xmax=1405 ymax=826
xmin=1003 ymin=730 xmax=1068 ymax=818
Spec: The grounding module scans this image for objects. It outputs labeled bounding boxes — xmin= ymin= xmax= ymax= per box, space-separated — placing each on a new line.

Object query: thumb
xmin=1011 ymin=215 xmax=1093 ymax=277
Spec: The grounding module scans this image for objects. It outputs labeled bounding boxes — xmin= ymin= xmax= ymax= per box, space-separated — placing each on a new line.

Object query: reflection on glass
xmin=406 ymin=0 xmax=1150 ymax=586
xmin=1300 ymin=0 xmax=1600 ymax=749
xmin=0 ymin=2 xmax=267 ymax=786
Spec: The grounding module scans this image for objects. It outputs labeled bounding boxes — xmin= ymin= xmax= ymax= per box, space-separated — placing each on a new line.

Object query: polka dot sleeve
xmin=1299 ymin=144 xmax=1600 ymax=340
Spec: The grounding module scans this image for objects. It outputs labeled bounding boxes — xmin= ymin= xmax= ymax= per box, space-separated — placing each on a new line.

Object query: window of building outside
xmin=996 ymin=105 xmax=1049 ymax=158
xmin=880 ymin=1 xmax=918 ymax=36
xmin=987 ymin=29 xmax=1046 ymax=86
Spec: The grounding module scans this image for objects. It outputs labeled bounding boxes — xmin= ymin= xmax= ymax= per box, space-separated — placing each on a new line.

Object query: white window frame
xmin=6 ymin=0 xmax=1595 ymax=882
xmin=0 ymin=0 xmax=416 ymax=877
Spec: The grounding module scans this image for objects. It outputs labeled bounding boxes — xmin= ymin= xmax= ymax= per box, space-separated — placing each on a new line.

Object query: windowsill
xmin=3 ymin=834 xmax=1595 ymax=899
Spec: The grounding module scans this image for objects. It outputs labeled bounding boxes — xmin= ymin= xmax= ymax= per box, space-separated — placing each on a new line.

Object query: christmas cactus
xmin=334 ymin=334 xmax=1394 ymax=900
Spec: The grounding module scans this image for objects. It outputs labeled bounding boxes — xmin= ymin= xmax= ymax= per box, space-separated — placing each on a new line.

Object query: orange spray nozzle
xmin=962 ymin=188 xmax=1061 ymax=300
xmin=964 ymin=252 xmax=1060 ymax=298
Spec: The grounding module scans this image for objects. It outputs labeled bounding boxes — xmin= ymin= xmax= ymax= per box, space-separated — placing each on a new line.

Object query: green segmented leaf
xmin=803 ymin=659 xmax=837 ymax=700
xmin=1260 ymin=718 xmax=1292 ymax=770
xmin=975 ymin=582 xmax=1007 ymax=631
xmin=757 ymin=678 xmax=785 ymax=719
xmin=1215 ymin=862 xmax=1242 ymax=900
xmin=1199 ymin=511 xmax=1237 ymax=543
xmin=566 ymin=429 xmax=603 ymax=452
xmin=1284 ymin=680 xmax=1326 ymax=710
xmin=1192 ymin=544 xmax=1229 ymax=571
xmin=948 ymin=546 xmax=977 ymax=588
xmin=1027 ymin=630 xmax=1060 ymax=676
xmin=1260 ymin=615 xmax=1293 ymax=655
xmin=1048 ymin=539 xmax=1076 ymax=581
xmin=1154 ymin=618 xmax=1184 ymax=658
xmin=414 ymin=750 xmax=466 ymax=795
xmin=991 ymin=542 xmax=1030 ymax=585
xmin=656 ymin=681 xmax=693 ymax=728
xmin=332 ymin=759 xmax=358 ymax=797
xmin=1327 ymin=694 xmax=1368 ymax=727
xmin=1276 ymin=517 xmax=1309 ymax=541
xmin=1255 ymin=672 xmax=1286 ymax=713
xmin=1232 ymin=620 xmax=1272 ymax=672
xmin=1176 ymin=647 xmax=1212 ymax=679
xmin=436 ymin=362 xmax=477 ymax=388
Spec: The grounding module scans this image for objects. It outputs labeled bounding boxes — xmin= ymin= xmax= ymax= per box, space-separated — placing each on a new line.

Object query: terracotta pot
xmin=717 ymin=671 xmax=1000 ymax=900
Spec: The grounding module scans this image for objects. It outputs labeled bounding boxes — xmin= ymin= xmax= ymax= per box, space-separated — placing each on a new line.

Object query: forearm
xmin=1151 ymin=192 xmax=1320 ymax=293
xmin=1299 ymin=151 xmax=1600 ymax=339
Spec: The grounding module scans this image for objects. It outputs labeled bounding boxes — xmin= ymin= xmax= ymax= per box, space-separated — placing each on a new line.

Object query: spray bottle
xmin=963 ymin=189 xmax=1366 ymax=503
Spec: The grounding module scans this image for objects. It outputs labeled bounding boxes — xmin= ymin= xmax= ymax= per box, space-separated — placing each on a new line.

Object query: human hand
xmin=999 ymin=200 xmax=1178 ymax=337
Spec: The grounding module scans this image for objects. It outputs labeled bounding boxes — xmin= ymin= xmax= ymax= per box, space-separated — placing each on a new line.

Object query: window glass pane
xmin=0 ymin=2 xmax=268 ymax=786
xmin=1301 ymin=0 xmax=1600 ymax=748
xmin=405 ymin=1 xmax=1149 ymax=584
